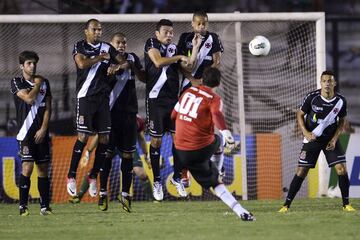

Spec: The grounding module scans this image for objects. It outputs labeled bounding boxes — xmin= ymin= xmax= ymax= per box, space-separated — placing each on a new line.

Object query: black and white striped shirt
xmin=10 ymin=77 xmax=52 ymax=141
xmin=144 ymin=38 xmax=180 ymax=102
xmin=73 ymin=40 xmax=119 ymax=98
xmin=177 ymin=31 xmax=223 ymax=90
xmin=109 ymin=52 xmax=142 ymax=114
xmin=300 ymin=89 xmax=347 ymax=140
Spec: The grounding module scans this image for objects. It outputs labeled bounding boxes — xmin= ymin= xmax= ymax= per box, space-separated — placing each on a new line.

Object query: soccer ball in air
xmin=248 ymin=35 xmax=271 ymax=56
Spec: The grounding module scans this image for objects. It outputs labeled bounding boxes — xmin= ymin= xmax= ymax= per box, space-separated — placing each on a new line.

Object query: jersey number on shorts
xmin=179 ymin=92 xmax=203 ymax=118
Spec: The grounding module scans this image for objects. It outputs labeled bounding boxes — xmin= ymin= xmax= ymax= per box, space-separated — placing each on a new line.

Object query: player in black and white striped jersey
xmin=66 ymin=19 xmax=126 ymax=199
xmin=144 ymin=19 xmax=201 ymax=201
xmin=177 ymin=11 xmax=224 ymax=186
xmin=279 ymin=71 xmax=356 ymax=213
xmin=11 ymin=51 xmax=52 ymax=216
xmin=98 ymin=32 xmax=146 ymax=211
xmin=69 ymin=32 xmax=147 ymax=211
xmin=177 ymin=10 xmax=224 ymax=92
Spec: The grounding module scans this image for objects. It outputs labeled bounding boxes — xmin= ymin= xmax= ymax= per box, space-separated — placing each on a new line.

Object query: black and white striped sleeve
xmin=10 ymin=78 xmax=22 ymax=95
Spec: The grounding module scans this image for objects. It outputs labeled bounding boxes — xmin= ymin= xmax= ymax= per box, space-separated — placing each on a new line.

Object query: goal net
xmin=0 ymin=13 xmax=325 ymax=203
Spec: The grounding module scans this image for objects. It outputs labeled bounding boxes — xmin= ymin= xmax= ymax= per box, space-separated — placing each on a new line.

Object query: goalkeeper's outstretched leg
xmin=172 ymin=67 xmax=255 ymax=221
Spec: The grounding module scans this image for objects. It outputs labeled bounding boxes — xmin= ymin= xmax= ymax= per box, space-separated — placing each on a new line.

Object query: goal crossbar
xmin=0 ymin=12 xmax=324 ymax=23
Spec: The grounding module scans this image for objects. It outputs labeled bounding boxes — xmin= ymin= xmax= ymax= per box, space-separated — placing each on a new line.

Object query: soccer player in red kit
xmin=171 ymin=67 xmax=255 ymax=221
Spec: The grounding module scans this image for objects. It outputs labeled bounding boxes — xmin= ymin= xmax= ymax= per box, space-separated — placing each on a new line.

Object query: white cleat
xmin=153 ymin=181 xmax=164 ymax=201
xmin=170 ymin=178 xmax=188 ymax=198
xmin=67 ymin=178 xmax=77 ymax=197
xmin=88 ymin=177 xmax=97 ymax=197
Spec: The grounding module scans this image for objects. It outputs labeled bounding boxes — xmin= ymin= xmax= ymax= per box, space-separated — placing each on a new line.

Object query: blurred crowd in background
xmin=1 ymin=0 xmax=360 ymax=15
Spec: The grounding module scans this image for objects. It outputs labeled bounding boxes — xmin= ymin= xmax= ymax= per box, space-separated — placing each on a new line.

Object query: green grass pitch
xmin=0 ymin=198 xmax=359 ymax=240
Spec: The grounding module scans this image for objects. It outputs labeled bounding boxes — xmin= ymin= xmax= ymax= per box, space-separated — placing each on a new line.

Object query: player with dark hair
xmin=171 ymin=67 xmax=255 ymax=221
xmin=66 ymin=19 xmax=126 ymax=198
xmin=144 ymin=19 xmax=201 ymax=201
xmin=97 ymin=32 xmax=146 ymax=211
xmin=178 ymin=11 xmax=223 ymax=91
xmin=11 ymin=51 xmax=52 ymax=216
xmin=279 ymin=71 xmax=356 ymax=213
xmin=177 ymin=11 xmax=224 ymax=186
xmin=69 ymin=32 xmax=147 ymax=211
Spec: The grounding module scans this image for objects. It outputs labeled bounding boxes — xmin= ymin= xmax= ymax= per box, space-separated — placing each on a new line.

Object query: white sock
xmin=122 ymin=192 xmax=130 ymax=197
xmin=214 ymin=184 xmax=249 ymax=217
xmin=99 ymin=191 xmax=107 ymax=196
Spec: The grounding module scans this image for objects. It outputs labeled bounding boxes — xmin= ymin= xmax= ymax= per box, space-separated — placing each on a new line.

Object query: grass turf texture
xmin=0 ymin=198 xmax=359 ymax=240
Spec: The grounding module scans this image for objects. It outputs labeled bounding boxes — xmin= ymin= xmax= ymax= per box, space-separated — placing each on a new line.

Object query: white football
xmin=249 ymin=35 xmax=271 ymax=56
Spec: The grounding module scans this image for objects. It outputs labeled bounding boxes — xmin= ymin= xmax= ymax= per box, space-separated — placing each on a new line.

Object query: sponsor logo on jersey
xmin=312 ymin=105 xmax=323 ymax=112
xmin=84 ymin=50 xmax=95 ymax=54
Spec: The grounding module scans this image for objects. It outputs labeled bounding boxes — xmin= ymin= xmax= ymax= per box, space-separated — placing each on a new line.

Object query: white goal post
xmin=0 ymin=12 xmax=326 ymax=202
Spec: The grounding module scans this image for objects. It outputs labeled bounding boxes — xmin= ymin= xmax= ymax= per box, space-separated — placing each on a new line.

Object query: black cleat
xmin=40 ymin=207 xmax=53 ymax=216
xmin=19 ymin=205 xmax=29 ymax=216
xmin=68 ymin=195 xmax=81 ymax=204
xmin=240 ymin=212 xmax=256 ymax=221
xmin=98 ymin=194 xmax=108 ymax=211
xmin=118 ymin=195 xmax=131 ymax=213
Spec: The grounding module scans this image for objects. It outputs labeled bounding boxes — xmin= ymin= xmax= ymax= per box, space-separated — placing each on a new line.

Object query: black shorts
xmin=76 ymin=94 xmax=111 ymax=134
xmin=18 ymin=139 xmax=50 ymax=164
xmin=108 ymin=113 xmax=137 ymax=153
xmin=146 ymin=98 xmax=176 ymax=137
xmin=176 ymin=135 xmax=221 ymax=189
xmin=298 ymin=140 xmax=346 ymax=168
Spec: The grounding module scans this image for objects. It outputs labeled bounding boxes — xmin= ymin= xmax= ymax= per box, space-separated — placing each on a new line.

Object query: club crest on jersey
xmin=149 ymin=120 xmax=154 ymax=130
xmin=299 ymin=151 xmax=306 ymax=160
xmin=168 ymin=47 xmax=175 ymax=53
xmin=78 ymin=115 xmax=84 ymax=125
xmin=186 ymin=42 xmax=193 ymax=48
xmin=205 ymin=42 xmax=212 ymax=48
xmin=333 ymin=108 xmax=339 ymax=114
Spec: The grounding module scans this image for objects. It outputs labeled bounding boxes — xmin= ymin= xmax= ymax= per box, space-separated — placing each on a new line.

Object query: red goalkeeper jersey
xmin=136 ymin=114 xmax=146 ymax=133
xmin=171 ymin=85 xmax=227 ymax=150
